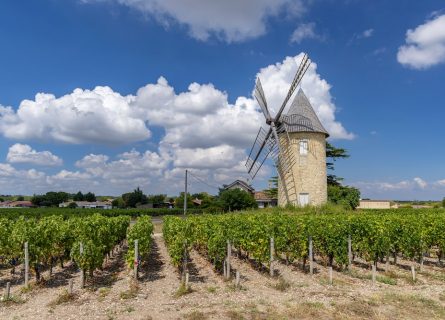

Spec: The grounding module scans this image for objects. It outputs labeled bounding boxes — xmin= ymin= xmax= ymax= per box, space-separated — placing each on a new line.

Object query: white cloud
xmin=434 ymin=179 xmax=445 ymax=187
xmin=353 ymin=177 xmax=431 ymax=192
xmin=414 ymin=177 xmax=427 ymax=189
xmin=82 ymin=0 xmax=306 ymax=42
xmin=361 ymin=28 xmax=374 ymax=38
xmin=348 ymin=28 xmax=374 ymax=44
xmin=290 ymin=22 xmax=320 ymax=43
xmin=0 ymin=87 xmax=150 ymax=145
xmin=6 ymin=143 xmax=62 ymax=166
xmin=397 ymin=14 xmax=445 ymax=69
xmin=0 ymin=53 xmax=354 ymax=195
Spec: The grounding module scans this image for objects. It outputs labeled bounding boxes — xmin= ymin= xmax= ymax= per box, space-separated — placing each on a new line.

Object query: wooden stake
xmin=420 ymin=255 xmax=424 ymax=272
xmin=411 ymin=265 xmax=416 ymax=282
xmin=348 ymin=235 xmax=352 ymax=269
xmin=372 ymin=264 xmax=376 ymax=284
xmin=309 ymin=236 xmax=313 ymax=275
xmin=68 ymin=279 xmax=74 ymax=295
xmin=185 ymin=272 xmax=189 ymax=288
xmin=24 ymin=242 xmax=29 ymax=287
xmin=223 ymin=260 xmax=227 ymax=278
xmin=235 ymin=271 xmax=240 ymax=288
xmin=270 ymin=237 xmax=275 ymax=277
xmin=80 ymin=242 xmax=85 ymax=288
xmin=385 ymin=253 xmax=390 ymax=272
xmin=134 ymin=239 xmax=139 ymax=280
xmin=226 ymin=240 xmax=231 ymax=279
xmin=4 ymin=282 xmax=10 ymax=300
xmin=328 ymin=266 xmax=333 ymax=285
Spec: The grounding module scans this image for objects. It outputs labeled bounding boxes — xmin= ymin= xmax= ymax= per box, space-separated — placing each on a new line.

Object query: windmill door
xmin=298 ymin=193 xmax=310 ymax=206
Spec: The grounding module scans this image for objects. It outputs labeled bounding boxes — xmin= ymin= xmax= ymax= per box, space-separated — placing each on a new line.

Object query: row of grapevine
xmin=163 ymin=210 xmax=445 ymax=272
xmin=0 ymin=207 xmax=203 ymax=219
xmin=0 ymin=214 xmax=130 ymax=282
xmin=126 ymin=216 xmax=154 ymax=269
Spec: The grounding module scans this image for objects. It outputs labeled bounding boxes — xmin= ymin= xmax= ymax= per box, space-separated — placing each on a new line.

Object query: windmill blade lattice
xmin=245 ymin=127 xmax=275 ymax=179
xmin=254 ymin=78 xmax=272 ymax=121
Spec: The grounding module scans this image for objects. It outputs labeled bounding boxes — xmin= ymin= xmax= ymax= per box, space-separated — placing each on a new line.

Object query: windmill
xmin=245 ymin=53 xmax=329 ymax=206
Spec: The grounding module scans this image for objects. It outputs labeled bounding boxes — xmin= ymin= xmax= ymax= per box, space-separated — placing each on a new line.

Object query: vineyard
xmin=163 ymin=209 xmax=445 ymax=272
xmin=0 ymin=207 xmax=203 ymax=219
xmin=1 ymin=209 xmax=445 ymax=319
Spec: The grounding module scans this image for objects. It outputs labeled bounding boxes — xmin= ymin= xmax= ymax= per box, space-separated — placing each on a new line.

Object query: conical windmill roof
xmin=280 ymin=89 xmax=329 ymax=137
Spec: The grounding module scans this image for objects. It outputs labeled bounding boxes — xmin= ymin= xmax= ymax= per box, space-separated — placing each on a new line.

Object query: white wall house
xmin=59 ymin=201 xmax=112 ymax=209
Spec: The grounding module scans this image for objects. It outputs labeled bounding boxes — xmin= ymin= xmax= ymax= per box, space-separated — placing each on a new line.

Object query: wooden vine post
xmin=371 ymin=264 xmax=376 ymax=284
xmin=347 ymin=235 xmax=352 ymax=269
xmin=328 ymin=266 xmax=333 ymax=285
xmin=80 ymin=242 xmax=85 ymax=288
xmin=4 ymin=282 xmax=10 ymax=300
xmin=134 ymin=239 xmax=139 ymax=280
xmin=235 ymin=271 xmax=240 ymax=288
xmin=24 ymin=242 xmax=29 ymax=288
xmin=68 ymin=279 xmax=74 ymax=295
xmin=270 ymin=237 xmax=275 ymax=277
xmin=226 ymin=240 xmax=231 ymax=279
xmin=309 ymin=236 xmax=314 ymax=275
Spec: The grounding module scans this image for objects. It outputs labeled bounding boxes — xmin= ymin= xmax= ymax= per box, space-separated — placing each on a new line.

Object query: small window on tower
xmin=299 ymin=140 xmax=308 ymax=156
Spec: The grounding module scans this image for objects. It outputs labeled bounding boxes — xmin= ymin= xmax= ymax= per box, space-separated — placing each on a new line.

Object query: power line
xmin=187 ymin=171 xmax=220 ymax=191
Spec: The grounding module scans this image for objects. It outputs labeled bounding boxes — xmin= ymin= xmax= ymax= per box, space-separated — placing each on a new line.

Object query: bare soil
xmin=1 ymin=234 xmax=445 ymax=320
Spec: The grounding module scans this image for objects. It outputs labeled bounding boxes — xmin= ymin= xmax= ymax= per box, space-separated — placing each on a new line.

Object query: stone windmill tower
xmin=246 ymin=54 xmax=329 ymax=207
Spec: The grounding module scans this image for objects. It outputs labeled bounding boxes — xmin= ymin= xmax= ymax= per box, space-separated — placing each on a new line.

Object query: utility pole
xmin=184 ymin=169 xmax=188 ymax=215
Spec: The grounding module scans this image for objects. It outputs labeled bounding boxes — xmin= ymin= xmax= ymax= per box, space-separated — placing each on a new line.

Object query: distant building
xmin=357 ymin=200 xmax=398 ymax=210
xmin=254 ymin=191 xmax=277 ymax=208
xmin=223 ymin=180 xmax=277 ymax=209
xmin=59 ymin=201 xmax=112 ymax=209
xmin=222 ymin=180 xmax=255 ymax=194
xmin=0 ymin=201 xmax=33 ymax=208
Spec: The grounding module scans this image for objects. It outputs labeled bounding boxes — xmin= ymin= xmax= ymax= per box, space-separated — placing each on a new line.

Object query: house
xmin=0 ymin=200 xmax=33 ymax=208
xmin=357 ymin=200 xmax=398 ymax=209
xmin=222 ymin=180 xmax=255 ymax=195
xmin=59 ymin=201 xmax=112 ymax=209
xmin=254 ymin=191 xmax=277 ymax=208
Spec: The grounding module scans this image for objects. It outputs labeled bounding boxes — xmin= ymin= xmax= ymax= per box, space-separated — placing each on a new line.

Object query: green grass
xmin=174 ymin=282 xmax=193 ymax=298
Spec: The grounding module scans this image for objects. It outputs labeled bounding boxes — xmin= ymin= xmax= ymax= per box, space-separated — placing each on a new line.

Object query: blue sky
xmin=0 ymin=0 xmax=445 ymax=200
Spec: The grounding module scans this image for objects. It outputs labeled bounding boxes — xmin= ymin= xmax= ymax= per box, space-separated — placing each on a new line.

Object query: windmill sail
xmin=254 ymin=78 xmax=271 ymax=121
xmin=275 ymin=54 xmax=311 ymax=121
xmin=245 ymin=127 xmax=275 ymax=179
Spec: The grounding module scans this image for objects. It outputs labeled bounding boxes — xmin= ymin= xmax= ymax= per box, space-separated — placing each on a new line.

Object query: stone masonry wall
xmin=278 ymin=132 xmax=327 ymax=207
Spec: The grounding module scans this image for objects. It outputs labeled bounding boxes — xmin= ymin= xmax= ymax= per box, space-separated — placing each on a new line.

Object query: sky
xmin=0 ymin=0 xmax=445 ymax=200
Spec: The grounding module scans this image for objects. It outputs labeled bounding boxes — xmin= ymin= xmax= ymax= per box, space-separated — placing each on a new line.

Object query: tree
xmin=31 ymin=192 xmax=69 ymax=207
xmin=16 ymin=196 xmax=25 ymax=201
xmin=111 ymin=198 xmax=125 ymax=208
xmin=326 ymin=142 xmax=349 ymax=186
xmin=174 ymin=192 xmax=194 ymax=209
xmin=67 ymin=202 xmax=78 ymax=208
xmin=84 ymin=192 xmax=96 ymax=202
xmin=73 ymin=191 xmax=84 ymax=201
xmin=191 ymin=192 xmax=217 ymax=209
xmin=442 ymin=197 xmax=445 ymax=208
xmin=219 ymin=189 xmax=258 ymax=211
xmin=328 ymin=185 xmax=360 ymax=209
xmin=45 ymin=192 xmax=69 ymax=206
xmin=148 ymin=194 xmax=166 ymax=207
xmin=265 ymin=176 xmax=278 ymax=199
xmin=122 ymin=187 xmax=148 ymax=208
